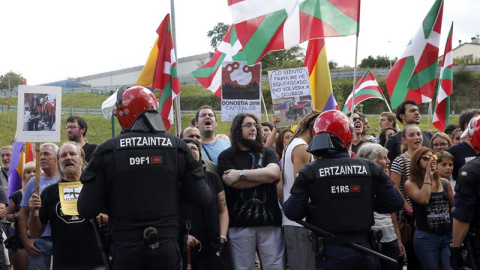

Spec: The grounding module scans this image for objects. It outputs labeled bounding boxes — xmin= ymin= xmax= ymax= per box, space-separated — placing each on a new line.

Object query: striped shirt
xmin=391 ymin=155 xmax=412 ymax=206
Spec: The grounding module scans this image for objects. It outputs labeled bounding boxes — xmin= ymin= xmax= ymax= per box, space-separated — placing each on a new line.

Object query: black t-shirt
xmin=181 ymin=170 xmax=223 ymax=250
xmin=10 ymin=190 xmax=22 ymax=212
xmin=447 ymin=142 xmax=477 ymax=180
xmin=9 ymin=190 xmax=23 ymax=234
xmin=0 ymin=186 xmax=7 ymax=204
xmin=83 ymin=143 xmax=98 ymax=163
xmin=351 ymin=140 xmax=371 ymax=154
xmin=39 ymin=180 xmax=101 ymax=269
xmin=218 ymin=147 xmax=282 ymax=227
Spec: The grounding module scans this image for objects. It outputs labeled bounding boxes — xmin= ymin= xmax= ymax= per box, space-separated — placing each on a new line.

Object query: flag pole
xmin=170 ymin=0 xmax=182 ymax=136
xmin=350 ymin=34 xmax=360 ymax=140
xmin=261 ymin=94 xmax=269 ymax=122
xmin=427 ymin=101 xmax=432 ymax=130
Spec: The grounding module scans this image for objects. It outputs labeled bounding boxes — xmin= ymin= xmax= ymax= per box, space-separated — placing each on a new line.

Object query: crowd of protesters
xmin=0 ymin=101 xmax=477 ymax=270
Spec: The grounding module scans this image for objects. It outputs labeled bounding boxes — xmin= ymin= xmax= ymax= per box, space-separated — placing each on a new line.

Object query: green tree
xmin=359 ymin=55 xmax=396 ymax=68
xmin=0 ymin=71 xmax=25 ymax=91
xmin=207 ymin=22 xmax=230 ymax=50
xmin=329 ymin=60 xmax=338 ymax=70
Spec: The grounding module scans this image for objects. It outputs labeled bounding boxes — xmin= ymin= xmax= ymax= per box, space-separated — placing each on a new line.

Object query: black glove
xmin=216 ymin=242 xmax=225 ymax=256
xmin=450 ymin=246 xmax=464 ymax=270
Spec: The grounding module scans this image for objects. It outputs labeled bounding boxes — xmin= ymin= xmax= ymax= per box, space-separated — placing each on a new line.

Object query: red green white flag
xmin=386 ymin=0 xmax=444 ymax=109
xmin=136 ymin=14 xmax=180 ymax=131
xmin=342 ymin=69 xmax=386 ymax=113
xmin=433 ymin=22 xmax=453 ymax=131
xmin=227 ymin=0 xmax=361 ymax=64
xmin=192 ymin=26 xmax=246 ymax=97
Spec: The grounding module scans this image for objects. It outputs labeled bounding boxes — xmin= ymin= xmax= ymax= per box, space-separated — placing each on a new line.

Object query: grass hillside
xmin=0 ymin=89 xmax=460 ymax=147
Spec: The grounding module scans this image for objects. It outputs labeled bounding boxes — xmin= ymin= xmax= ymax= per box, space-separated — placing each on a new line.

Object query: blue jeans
xmin=413 ymin=229 xmax=452 ymax=270
xmin=29 ymin=237 xmax=52 ymax=270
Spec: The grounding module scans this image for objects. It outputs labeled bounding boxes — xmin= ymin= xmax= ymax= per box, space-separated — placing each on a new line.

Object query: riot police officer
xmin=450 ymin=116 xmax=480 ymax=270
xmin=283 ymin=110 xmax=404 ymax=270
xmin=77 ymin=86 xmax=211 ymax=270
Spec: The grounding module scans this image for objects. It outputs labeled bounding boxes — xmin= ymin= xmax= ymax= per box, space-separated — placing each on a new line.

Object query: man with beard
xmin=195 ymin=106 xmax=230 ymax=164
xmin=218 ymin=113 xmax=284 ymax=270
xmin=385 ymin=100 xmax=432 ymax=162
xmin=0 ymin=146 xmax=12 ymax=189
xmin=18 ymin=143 xmax=60 ymax=270
xmin=65 ymin=116 xmax=97 ymax=162
xmin=28 ymin=142 xmax=104 ymax=269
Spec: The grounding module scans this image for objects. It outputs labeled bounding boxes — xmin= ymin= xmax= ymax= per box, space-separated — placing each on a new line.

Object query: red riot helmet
xmin=114 ymin=86 xmax=158 ymax=130
xmin=465 ymin=115 xmax=480 ymax=154
xmin=307 ymin=110 xmax=353 ymax=155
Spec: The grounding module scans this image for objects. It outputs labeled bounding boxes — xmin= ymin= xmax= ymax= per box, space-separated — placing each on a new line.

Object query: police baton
xmin=92 ymin=218 xmax=110 ymax=270
xmin=296 ymin=220 xmax=397 ymax=265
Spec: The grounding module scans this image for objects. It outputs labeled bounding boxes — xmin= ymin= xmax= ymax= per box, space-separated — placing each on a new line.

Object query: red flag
xmin=433 ymin=22 xmax=453 ymax=131
xmin=136 ymin=14 xmax=180 ymax=131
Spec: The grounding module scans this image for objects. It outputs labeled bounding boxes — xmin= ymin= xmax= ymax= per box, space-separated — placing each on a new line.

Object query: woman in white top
xmin=357 ymin=143 xmax=405 ymax=270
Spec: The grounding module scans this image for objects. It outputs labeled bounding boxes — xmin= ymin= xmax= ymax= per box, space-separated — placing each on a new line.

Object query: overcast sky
xmin=0 ymin=0 xmax=478 ymax=86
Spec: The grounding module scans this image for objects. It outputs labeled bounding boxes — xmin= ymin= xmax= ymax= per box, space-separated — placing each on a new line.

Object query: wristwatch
xmin=220 ymin=235 xmax=228 ymax=242
xmin=239 ymin=170 xmax=246 ymax=180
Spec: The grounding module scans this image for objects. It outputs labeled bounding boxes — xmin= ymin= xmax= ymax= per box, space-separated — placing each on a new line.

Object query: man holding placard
xmin=28 ymin=142 xmax=104 ymax=269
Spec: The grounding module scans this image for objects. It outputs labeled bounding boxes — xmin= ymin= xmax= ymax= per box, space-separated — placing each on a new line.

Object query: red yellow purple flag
xmin=136 ymin=14 xmax=180 ymax=131
xmin=7 ymin=139 xmax=34 ymax=197
xmin=303 ymin=38 xmax=338 ymax=111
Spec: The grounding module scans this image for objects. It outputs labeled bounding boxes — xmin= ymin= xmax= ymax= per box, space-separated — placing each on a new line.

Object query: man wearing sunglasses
xmin=385 ymin=100 xmax=432 ymax=162
xmin=65 ymin=116 xmax=97 ymax=162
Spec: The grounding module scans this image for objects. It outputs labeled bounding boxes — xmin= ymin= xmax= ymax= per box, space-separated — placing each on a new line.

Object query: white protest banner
xmin=268 ymin=67 xmax=313 ymax=127
xmin=221 ymin=61 xmax=262 ymax=121
xmin=16 ymin=85 xmax=62 ymax=142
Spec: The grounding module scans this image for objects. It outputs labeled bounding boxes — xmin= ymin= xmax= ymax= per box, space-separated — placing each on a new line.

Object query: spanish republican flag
xmin=303 ymin=38 xmax=338 ymax=111
xmin=136 ymin=14 xmax=180 ymax=131
xmin=7 ymin=140 xmax=35 ymax=197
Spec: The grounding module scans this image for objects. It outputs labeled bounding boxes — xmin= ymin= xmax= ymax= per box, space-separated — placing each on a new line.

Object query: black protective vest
xmin=109 ymin=132 xmax=180 ymax=219
xmin=307 ymin=157 xmax=376 ymax=235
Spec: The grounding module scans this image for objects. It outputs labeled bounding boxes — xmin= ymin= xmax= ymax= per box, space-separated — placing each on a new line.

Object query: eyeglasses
xmin=65 ymin=126 xmax=79 ymax=130
xmin=241 ymin=123 xmax=259 ymax=129
xmin=421 ymin=154 xmax=437 ymax=161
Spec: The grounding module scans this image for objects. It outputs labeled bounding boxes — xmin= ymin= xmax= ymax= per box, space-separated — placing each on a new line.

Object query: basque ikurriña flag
xmin=386 ymin=0 xmax=443 ymax=109
xmin=343 ymin=69 xmax=386 ymax=113
xmin=227 ymin=0 xmax=361 ymax=64
xmin=192 ymin=26 xmax=246 ymax=97
xmin=433 ymin=22 xmax=453 ymax=131
xmin=136 ymin=14 xmax=180 ymax=131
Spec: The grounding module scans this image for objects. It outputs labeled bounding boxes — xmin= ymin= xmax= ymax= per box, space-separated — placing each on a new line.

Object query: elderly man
xmin=0 ymin=146 xmax=12 ymax=189
xmin=28 ymin=142 xmax=104 ymax=269
xmin=18 ymin=143 xmax=60 ymax=270
xmin=181 ymin=126 xmax=217 ymax=173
